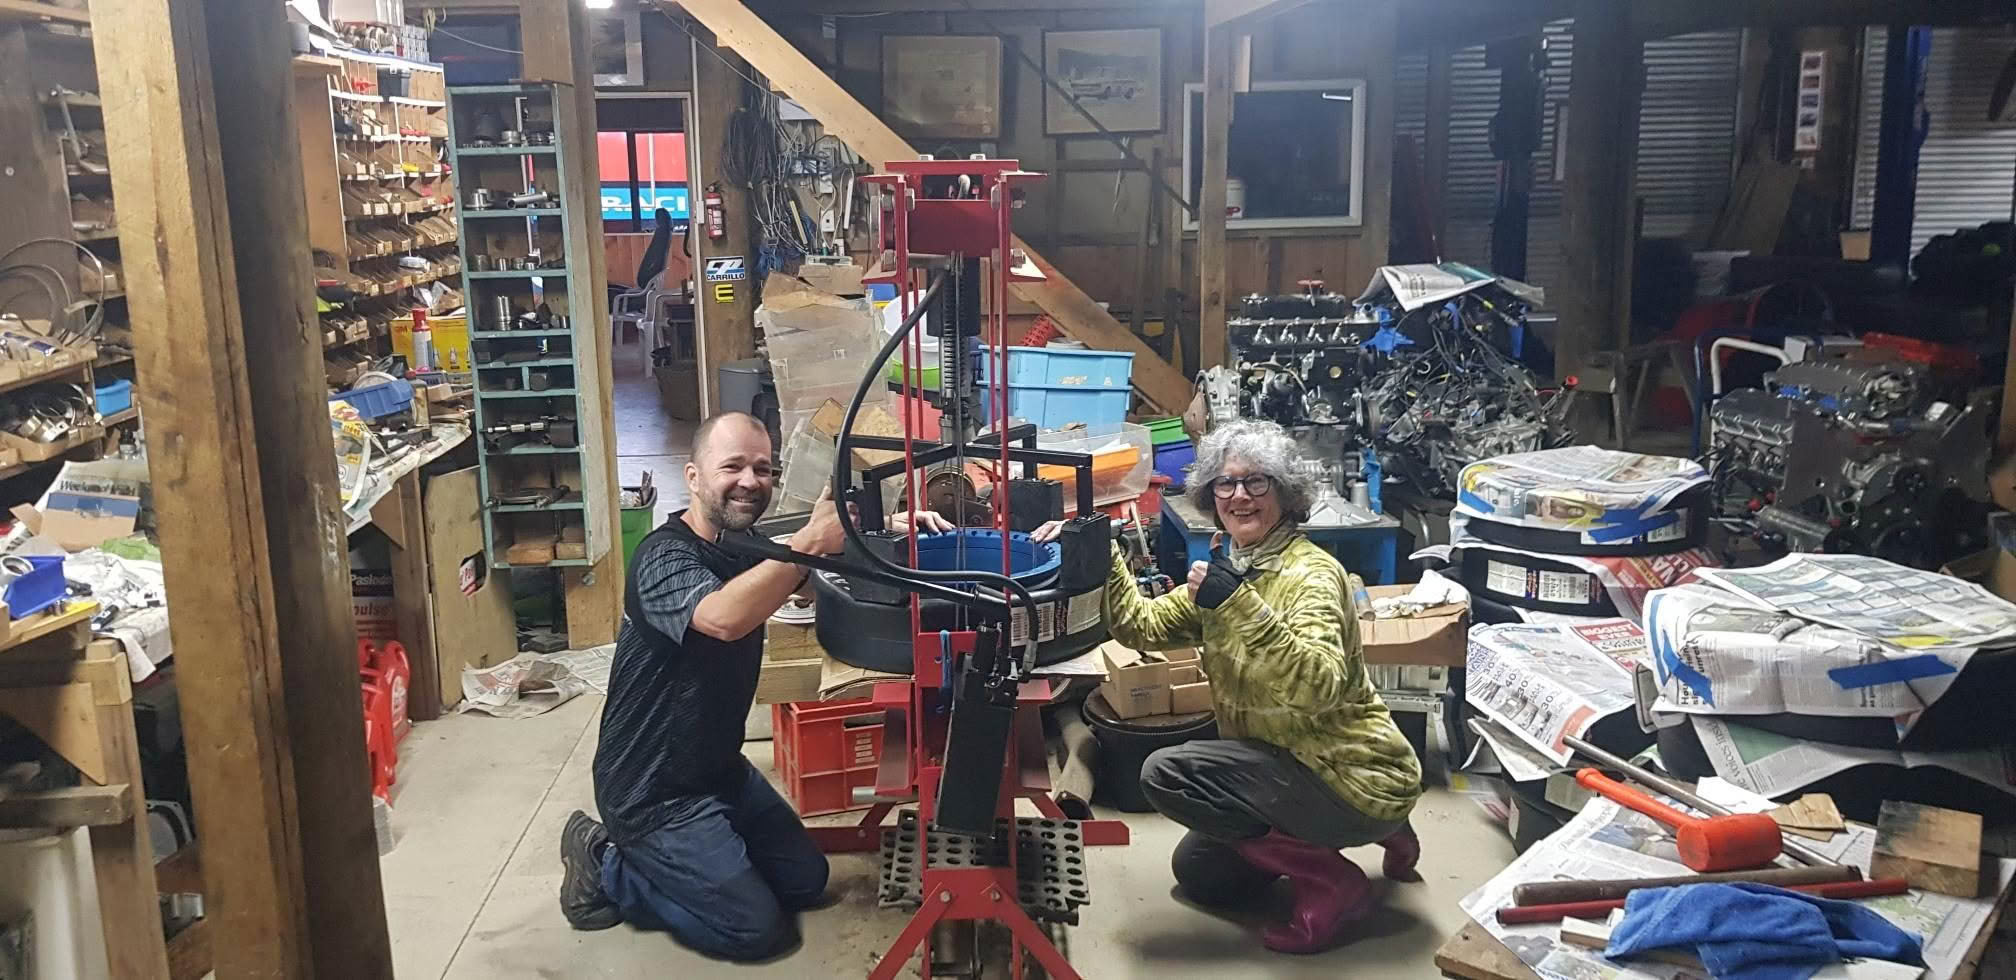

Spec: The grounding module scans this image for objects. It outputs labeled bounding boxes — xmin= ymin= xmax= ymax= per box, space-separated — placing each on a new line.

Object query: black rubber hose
xmin=832 ymin=266 xmax=1043 ymax=663
xmin=716 ymin=532 xmax=1011 ymax=611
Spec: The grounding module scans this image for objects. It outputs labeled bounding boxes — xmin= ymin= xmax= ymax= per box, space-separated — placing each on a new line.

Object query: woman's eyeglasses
xmin=1210 ymin=475 xmax=1273 ymax=499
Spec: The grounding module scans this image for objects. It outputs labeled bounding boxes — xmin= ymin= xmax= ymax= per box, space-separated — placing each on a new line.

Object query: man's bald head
xmin=685 ymin=412 xmax=776 ymax=533
xmin=692 ymin=412 xmax=769 ymax=465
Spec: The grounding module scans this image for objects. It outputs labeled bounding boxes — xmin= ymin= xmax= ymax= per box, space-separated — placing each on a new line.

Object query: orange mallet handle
xmin=1575 ymin=768 xmax=1784 ymax=872
xmin=1496 ymin=877 xmax=1910 ymax=926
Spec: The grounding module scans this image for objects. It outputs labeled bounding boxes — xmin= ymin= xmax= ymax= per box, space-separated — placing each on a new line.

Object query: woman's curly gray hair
xmin=1186 ymin=419 xmax=1319 ymax=526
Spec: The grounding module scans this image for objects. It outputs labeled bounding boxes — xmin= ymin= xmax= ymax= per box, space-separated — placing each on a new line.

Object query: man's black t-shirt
xmin=592 ymin=512 xmax=766 ymax=844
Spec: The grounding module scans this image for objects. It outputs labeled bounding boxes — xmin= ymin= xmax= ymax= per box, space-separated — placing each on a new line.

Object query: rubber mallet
xmin=1576 ymin=768 xmax=1784 ymax=872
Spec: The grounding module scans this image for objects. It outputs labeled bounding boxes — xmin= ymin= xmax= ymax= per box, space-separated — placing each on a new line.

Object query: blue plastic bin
xmin=5 ymin=555 xmax=66 ymax=619
xmin=94 ymin=379 xmax=132 ymax=417
xmin=1153 ymin=441 xmax=1196 ymax=487
xmin=983 ymin=386 xmax=1131 ymax=429
xmin=980 ymin=346 xmax=1135 ymax=388
xmin=330 ymin=380 xmax=414 ymax=420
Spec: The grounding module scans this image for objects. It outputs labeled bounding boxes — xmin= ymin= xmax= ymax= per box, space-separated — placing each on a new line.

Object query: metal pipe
xmin=1562 ymin=735 xmax=1838 ymax=868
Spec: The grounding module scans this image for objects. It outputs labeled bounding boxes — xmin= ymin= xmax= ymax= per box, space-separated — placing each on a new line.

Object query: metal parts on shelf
xmin=0 ymin=383 xmax=96 ymax=443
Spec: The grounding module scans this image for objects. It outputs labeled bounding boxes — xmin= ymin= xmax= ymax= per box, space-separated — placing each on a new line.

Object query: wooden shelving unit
xmin=294 ymin=49 xmax=457 ymax=377
xmin=450 ymin=83 xmax=610 ymax=570
xmin=0 ymin=604 xmax=171 ymax=977
xmin=0 ymin=21 xmax=125 ymax=481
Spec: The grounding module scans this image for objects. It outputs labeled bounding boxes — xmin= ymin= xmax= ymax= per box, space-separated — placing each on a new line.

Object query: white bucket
xmin=1225 ymin=178 xmax=1246 ymax=220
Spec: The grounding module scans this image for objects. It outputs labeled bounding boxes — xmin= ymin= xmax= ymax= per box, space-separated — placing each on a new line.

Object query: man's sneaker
xmin=560 ymin=810 xmax=621 ymax=930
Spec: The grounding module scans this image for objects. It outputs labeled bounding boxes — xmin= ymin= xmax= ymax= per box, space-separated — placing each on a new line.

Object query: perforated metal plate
xmin=876 ymin=810 xmax=1090 ymax=925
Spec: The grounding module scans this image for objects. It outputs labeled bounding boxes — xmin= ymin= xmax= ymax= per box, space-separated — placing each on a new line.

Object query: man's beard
xmin=700 ymin=485 xmax=770 ymax=532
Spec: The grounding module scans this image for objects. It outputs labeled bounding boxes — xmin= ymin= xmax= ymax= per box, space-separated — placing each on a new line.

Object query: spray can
xmin=409 ymin=306 xmax=434 ymax=372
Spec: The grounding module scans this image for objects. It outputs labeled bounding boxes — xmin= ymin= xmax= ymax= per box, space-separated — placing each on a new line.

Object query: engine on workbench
xmin=1222 ymin=282 xmax=1573 ymax=499
xmin=1708 ymin=356 xmax=1992 ymax=568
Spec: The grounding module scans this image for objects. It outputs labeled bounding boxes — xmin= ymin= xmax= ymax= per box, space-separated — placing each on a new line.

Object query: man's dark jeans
xmin=600 ymin=758 xmax=829 ymax=960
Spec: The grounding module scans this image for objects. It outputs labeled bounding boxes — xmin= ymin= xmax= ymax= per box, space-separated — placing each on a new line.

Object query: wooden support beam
xmin=1397 ymin=0 xmax=1570 ymax=52
xmin=679 ymin=0 xmax=1191 ymax=414
xmin=688 ymin=29 xmax=759 ymax=418
xmin=95 ymin=0 xmax=391 ymax=974
xmin=1553 ymin=0 xmax=1641 ymax=382
xmin=1197 ymin=25 xmax=1235 ymax=370
xmin=1423 ymin=44 xmax=1453 ymax=253
xmin=523 ymin=0 xmax=624 ymax=647
xmin=1633 ymin=0 xmax=1996 ymax=40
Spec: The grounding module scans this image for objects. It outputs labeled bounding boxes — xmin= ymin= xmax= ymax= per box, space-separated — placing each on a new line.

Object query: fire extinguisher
xmin=704 ymin=183 xmax=727 ymax=241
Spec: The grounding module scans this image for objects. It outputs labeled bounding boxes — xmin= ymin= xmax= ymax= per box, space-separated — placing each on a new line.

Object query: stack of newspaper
xmin=1448 ymin=447 xmax=1718 ymax=623
xmin=1642 ymin=553 xmax=2016 ymax=800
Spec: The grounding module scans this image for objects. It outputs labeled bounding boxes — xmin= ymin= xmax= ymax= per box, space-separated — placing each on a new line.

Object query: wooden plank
xmin=0 ymin=783 xmax=131 ymax=827
xmin=1435 ymin=921 xmax=1541 ymax=980
xmin=0 ymin=0 xmax=89 ymax=23
xmin=1553 ymin=0 xmax=1640 ymax=381
xmin=522 ymin=0 xmax=624 ymax=646
xmin=423 ymin=467 xmax=517 ymax=709
xmin=81 ymin=640 xmax=166 ymax=979
xmin=166 ymin=918 xmax=212 ymax=980
xmin=1197 ymin=24 xmax=1234 ymax=370
xmin=1874 ymin=801 xmax=1986 ymax=899
xmin=156 ymin=841 xmax=205 ymax=895
xmin=0 ymin=681 xmax=107 ymax=782
xmin=385 ymin=471 xmax=441 ymax=719
xmin=94 ymin=0 xmax=389 ymax=973
xmin=679 ymin=0 xmax=1191 ymax=414
xmin=293 ymin=69 xmax=350 ymax=264
xmin=0 ymin=602 xmax=95 ymax=653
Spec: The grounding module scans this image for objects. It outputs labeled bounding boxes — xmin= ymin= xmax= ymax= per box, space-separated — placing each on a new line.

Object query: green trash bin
xmin=620 ymin=484 xmax=659 ymax=572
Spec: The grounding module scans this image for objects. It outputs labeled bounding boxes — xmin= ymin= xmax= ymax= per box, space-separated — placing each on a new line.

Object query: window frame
xmin=1180 ymin=77 xmax=1368 ymax=232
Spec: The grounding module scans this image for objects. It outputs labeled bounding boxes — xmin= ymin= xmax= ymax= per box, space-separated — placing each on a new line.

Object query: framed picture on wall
xmin=881 ymin=35 xmax=1003 ymax=140
xmin=1043 ymin=28 xmax=1162 ymax=135
xmin=590 ymin=9 xmax=644 ymax=87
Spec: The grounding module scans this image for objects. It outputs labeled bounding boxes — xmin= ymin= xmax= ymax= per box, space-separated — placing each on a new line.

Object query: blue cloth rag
xmin=1604 ymin=882 xmax=1924 ymax=980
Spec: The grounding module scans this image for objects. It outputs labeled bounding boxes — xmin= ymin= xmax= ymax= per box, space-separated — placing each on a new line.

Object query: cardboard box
xmin=1358 ymin=585 xmax=1470 ymax=667
xmin=19 ymin=457 xmax=148 ymax=551
xmin=1167 ymin=662 xmax=1214 ymax=714
xmin=755 ymin=657 xmax=823 ymax=704
xmin=765 ymin=620 xmax=822 ymax=663
xmin=1097 ymin=641 xmax=1204 ymax=719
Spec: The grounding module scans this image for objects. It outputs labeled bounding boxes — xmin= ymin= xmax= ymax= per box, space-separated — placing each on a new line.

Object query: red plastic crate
xmin=771 ymin=699 xmax=887 ymax=816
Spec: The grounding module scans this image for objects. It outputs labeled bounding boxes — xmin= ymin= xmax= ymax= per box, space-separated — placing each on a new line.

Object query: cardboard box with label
xmin=1098 ymin=641 xmax=1210 ymax=719
xmin=1358 ymin=584 xmax=1470 ymax=667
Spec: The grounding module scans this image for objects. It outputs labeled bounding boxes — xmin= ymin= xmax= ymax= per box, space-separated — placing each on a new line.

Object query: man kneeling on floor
xmin=558 ymin=411 xmax=843 ymax=960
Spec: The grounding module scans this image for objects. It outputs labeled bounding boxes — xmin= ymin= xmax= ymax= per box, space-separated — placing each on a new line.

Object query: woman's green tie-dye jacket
xmin=1102 ymin=525 xmax=1424 ymax=823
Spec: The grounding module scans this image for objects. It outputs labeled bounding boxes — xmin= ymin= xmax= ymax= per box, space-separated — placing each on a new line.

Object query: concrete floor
xmin=376 ymin=345 xmax=1520 ymax=977
xmin=379 ymin=696 xmax=1517 ymax=979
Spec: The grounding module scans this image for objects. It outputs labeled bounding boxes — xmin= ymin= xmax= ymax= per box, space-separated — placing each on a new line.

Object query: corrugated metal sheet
xmin=1850 ymin=28 xmax=2016 ymax=253
xmin=1396 ymin=52 xmax=1427 ymax=144
xmin=1397 ymin=25 xmax=1740 ymax=299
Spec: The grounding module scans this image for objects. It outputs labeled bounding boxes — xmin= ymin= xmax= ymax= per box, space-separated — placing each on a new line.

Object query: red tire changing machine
xmin=727 ymin=158 xmax=1129 ymax=978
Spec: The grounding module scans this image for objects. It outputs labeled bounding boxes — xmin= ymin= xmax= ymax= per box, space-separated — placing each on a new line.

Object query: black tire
xmin=1463 ymin=489 xmax=1709 ymax=557
xmin=1456 ymin=547 xmax=1620 ymax=617
xmin=811 ymin=570 xmax=1106 ymax=673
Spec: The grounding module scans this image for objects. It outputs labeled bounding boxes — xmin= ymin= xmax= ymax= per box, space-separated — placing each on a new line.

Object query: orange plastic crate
xmin=771 ymin=699 xmax=887 ymax=816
